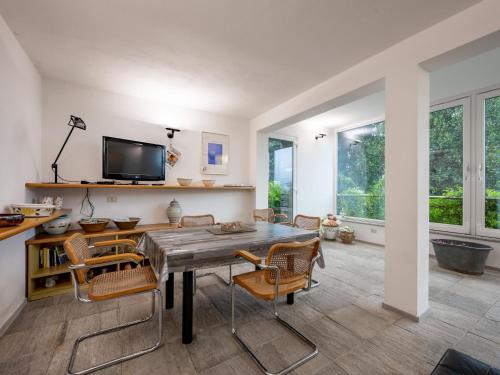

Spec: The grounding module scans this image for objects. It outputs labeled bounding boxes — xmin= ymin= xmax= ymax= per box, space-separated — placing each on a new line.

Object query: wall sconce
xmin=165 ymin=127 xmax=181 ymax=139
xmin=315 ymin=133 xmax=326 ymax=140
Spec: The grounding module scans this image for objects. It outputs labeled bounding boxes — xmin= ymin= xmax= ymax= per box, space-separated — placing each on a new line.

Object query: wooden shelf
xmin=30 ymin=279 xmax=75 ymax=300
xmin=32 ymin=263 xmax=70 ymax=278
xmin=25 ymin=182 xmax=255 ymax=191
xmin=0 ymin=209 xmax=71 ymax=242
xmin=27 ymin=223 xmax=179 ymax=245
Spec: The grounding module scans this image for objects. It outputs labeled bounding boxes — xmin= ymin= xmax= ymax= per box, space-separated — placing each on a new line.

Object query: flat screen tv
xmin=102 ymin=136 xmax=166 ymax=182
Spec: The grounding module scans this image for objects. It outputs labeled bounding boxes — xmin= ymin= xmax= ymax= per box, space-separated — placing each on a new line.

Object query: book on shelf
xmin=39 ymin=246 xmax=68 ymax=269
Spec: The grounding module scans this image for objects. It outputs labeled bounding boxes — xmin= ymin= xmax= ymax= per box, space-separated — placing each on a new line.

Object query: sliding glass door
xmin=268 ymin=137 xmax=295 ymax=222
xmin=476 ymin=89 xmax=500 ymax=237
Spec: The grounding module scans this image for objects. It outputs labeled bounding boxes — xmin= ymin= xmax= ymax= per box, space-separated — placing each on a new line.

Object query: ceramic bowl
xmin=78 ymin=218 xmax=110 ymax=233
xmin=42 ymin=215 xmax=71 ymax=235
xmin=0 ymin=213 xmax=25 ymax=227
xmin=177 ymin=178 xmax=192 ymax=187
xmin=113 ymin=217 xmax=141 ymax=230
xmin=11 ymin=203 xmax=55 ymax=217
xmin=202 ymin=179 xmax=216 ymax=187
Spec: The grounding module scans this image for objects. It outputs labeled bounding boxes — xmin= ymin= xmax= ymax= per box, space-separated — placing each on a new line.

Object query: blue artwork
xmin=208 ymin=142 xmax=223 ymax=165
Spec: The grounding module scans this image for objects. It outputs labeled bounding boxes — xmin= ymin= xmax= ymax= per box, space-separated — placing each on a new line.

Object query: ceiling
xmin=0 ymin=0 xmax=480 ymax=118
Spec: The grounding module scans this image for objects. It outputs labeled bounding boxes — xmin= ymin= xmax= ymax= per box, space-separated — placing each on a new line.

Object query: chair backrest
xmin=180 ymin=214 xmax=215 ymax=227
xmin=63 ymin=233 xmax=91 ymax=284
xmin=293 ymin=215 xmax=321 ymax=231
xmin=265 ymin=237 xmax=320 ymax=285
xmin=253 ymin=208 xmax=275 ymax=223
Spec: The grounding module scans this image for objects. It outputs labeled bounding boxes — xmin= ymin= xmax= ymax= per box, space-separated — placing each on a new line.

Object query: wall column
xmin=384 ymin=64 xmax=430 ymax=319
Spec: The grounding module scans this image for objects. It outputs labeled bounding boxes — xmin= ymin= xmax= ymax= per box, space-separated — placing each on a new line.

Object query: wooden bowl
xmin=0 ymin=213 xmax=24 ymax=227
xmin=113 ymin=217 xmax=141 ymax=230
xmin=78 ymin=218 xmax=110 ymax=233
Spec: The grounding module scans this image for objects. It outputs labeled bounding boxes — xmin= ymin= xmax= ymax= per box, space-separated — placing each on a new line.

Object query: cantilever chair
xmin=290 ymin=214 xmax=321 ymax=231
xmin=253 ymin=208 xmax=289 ymax=224
xmin=63 ymin=233 xmax=162 ymax=375
xmin=231 ymin=238 xmax=320 ymax=375
xmin=179 ymin=214 xmax=229 ymax=293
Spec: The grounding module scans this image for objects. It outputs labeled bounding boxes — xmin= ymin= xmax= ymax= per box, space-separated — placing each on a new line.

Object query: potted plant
xmin=321 ymin=214 xmax=341 ymax=240
xmin=339 ymin=226 xmax=355 ymax=244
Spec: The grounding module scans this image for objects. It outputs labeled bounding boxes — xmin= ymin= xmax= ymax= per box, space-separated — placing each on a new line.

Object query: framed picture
xmin=201 ymin=132 xmax=229 ymax=175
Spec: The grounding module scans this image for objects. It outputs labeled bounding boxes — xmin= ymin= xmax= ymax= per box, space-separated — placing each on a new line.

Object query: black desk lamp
xmin=52 ymin=115 xmax=86 ymax=183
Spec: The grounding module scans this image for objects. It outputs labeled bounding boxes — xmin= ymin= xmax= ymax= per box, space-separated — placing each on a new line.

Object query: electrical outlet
xmin=370 ymin=228 xmax=377 ymax=234
xmin=106 ymin=196 xmax=118 ymax=203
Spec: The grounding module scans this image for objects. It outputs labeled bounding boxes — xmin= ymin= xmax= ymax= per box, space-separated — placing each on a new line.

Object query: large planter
xmin=431 ymin=239 xmax=493 ymax=275
xmin=322 ymin=225 xmax=339 ymax=240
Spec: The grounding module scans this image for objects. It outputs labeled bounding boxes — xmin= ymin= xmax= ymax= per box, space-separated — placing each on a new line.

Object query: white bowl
xmin=11 ymin=203 xmax=56 ymax=217
xmin=177 ymin=178 xmax=192 ymax=187
xmin=202 ymin=179 xmax=216 ymax=187
xmin=42 ymin=215 xmax=71 ymax=235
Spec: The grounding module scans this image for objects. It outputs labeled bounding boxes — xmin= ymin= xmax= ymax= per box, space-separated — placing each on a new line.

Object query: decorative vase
xmin=322 ymin=226 xmax=338 ymax=240
xmin=167 ymin=199 xmax=182 ymax=224
xmin=340 ymin=231 xmax=354 ymax=244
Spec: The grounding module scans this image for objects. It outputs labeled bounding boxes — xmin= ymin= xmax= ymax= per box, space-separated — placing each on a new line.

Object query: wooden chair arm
xmin=235 ymin=250 xmax=262 ymax=265
xmin=84 ymin=253 xmax=143 ymax=266
xmin=253 ymin=215 xmax=267 ymax=222
xmin=274 ymin=213 xmax=288 ymax=220
xmin=93 ymin=239 xmax=137 ymax=248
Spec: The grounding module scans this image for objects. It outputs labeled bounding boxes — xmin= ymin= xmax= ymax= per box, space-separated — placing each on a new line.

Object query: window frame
xmin=333 ymin=117 xmax=386 ymax=224
xmin=429 ymin=97 xmax=471 ymax=234
xmin=475 ymin=88 xmax=500 ymax=238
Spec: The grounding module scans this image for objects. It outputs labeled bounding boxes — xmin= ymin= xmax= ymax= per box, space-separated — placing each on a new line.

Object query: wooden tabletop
xmin=0 ymin=209 xmax=71 ymax=242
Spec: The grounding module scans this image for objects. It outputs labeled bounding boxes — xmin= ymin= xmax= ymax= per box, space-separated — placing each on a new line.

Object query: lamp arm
xmin=52 ymin=125 xmax=76 ymax=167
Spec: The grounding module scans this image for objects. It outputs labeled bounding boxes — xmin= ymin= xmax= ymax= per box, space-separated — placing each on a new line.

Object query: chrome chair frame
xmin=67 ymin=258 xmax=162 ymax=375
xmin=231 ymin=255 xmax=320 ymax=375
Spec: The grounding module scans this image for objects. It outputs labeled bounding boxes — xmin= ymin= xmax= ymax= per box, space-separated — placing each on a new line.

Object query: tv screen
xmin=103 ymin=136 xmax=165 ymax=181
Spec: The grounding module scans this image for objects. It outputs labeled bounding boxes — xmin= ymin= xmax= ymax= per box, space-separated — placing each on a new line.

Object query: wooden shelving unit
xmin=26 ymin=223 xmax=178 ymax=300
xmin=0 ymin=209 xmax=71 ymax=242
xmin=25 ymin=182 xmax=255 ymax=191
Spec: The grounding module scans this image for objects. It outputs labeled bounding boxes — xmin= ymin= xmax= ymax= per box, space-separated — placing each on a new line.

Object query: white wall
xmin=40 ymin=79 xmax=253 ymax=225
xmin=0 ymin=15 xmax=42 ymax=331
xmin=268 ymin=123 xmax=334 ymax=218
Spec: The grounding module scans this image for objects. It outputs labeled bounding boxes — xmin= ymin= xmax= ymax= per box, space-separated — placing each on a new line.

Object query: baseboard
xmin=0 ymin=298 xmax=26 ymax=337
xmin=382 ymin=302 xmax=430 ymax=322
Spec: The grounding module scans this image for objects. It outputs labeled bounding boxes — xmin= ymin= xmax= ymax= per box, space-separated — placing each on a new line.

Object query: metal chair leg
xmin=67 ymin=289 xmax=163 ymax=375
xmin=231 ymin=282 xmax=318 ymax=375
xmin=194 ymin=265 xmax=232 ymax=295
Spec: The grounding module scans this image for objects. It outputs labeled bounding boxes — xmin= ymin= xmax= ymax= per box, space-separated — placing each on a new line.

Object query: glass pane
xmin=484 ymin=96 xmax=500 ymax=229
xmin=429 ymin=105 xmax=464 ymax=225
xmin=268 ymin=138 xmax=294 ymax=222
xmin=337 ymin=122 xmax=385 ymax=219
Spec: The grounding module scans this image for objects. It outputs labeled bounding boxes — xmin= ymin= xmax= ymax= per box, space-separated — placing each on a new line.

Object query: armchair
xmin=63 ymin=233 xmax=162 ymax=375
xmin=231 ymin=238 xmax=320 ymax=374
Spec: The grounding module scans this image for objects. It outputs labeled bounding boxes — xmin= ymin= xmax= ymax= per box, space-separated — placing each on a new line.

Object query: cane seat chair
xmin=180 ymin=214 xmax=216 ymax=227
xmin=253 ymin=208 xmax=288 ymax=224
xmin=231 ymin=237 xmax=320 ymax=375
xmin=291 ymin=215 xmax=321 ymax=231
xmin=63 ymin=233 xmax=162 ymax=375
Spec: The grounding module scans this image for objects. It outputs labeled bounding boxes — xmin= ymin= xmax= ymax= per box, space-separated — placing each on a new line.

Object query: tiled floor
xmin=1 ymin=240 xmax=500 ymax=374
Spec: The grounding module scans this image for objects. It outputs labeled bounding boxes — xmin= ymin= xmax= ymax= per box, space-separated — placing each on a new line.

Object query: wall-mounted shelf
xmin=25 ymin=182 xmax=255 ymax=191
xmin=0 ymin=209 xmax=71 ymax=242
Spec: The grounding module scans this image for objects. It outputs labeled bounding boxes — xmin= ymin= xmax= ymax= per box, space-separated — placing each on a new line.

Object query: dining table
xmin=138 ymin=221 xmax=324 ymax=344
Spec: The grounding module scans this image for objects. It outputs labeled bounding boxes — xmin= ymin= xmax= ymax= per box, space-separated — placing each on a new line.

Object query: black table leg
xmin=182 ymin=270 xmax=194 ymax=344
xmin=165 ymin=273 xmax=174 ymax=309
xmin=287 ymin=293 xmax=294 ymax=305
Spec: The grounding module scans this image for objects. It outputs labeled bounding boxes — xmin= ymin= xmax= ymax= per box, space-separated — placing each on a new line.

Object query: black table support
xmin=165 ymin=273 xmax=174 ymax=309
xmin=287 ymin=293 xmax=294 ymax=305
xmin=182 ymin=271 xmax=194 ymax=344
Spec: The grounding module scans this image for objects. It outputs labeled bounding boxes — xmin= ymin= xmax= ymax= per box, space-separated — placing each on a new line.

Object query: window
xmin=336 ymin=121 xmax=385 ymax=220
xmin=476 ymin=90 xmax=500 ymax=236
xmin=429 ymin=98 xmax=470 ymax=233
xmin=268 ymin=137 xmax=294 ymax=222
